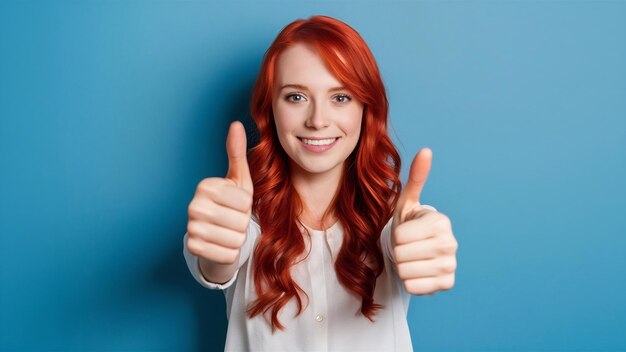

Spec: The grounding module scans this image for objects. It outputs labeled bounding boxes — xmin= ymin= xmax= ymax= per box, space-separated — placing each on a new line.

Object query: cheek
xmin=346 ymin=107 xmax=364 ymax=138
xmin=272 ymin=107 xmax=289 ymax=135
xmin=272 ymin=103 xmax=299 ymax=132
xmin=272 ymin=106 xmax=298 ymax=153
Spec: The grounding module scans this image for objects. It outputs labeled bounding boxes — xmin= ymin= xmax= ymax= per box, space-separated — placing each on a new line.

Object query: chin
xmin=295 ymin=159 xmax=342 ymax=175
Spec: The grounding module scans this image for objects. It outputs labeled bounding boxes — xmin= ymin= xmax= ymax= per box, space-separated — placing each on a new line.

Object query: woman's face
xmin=272 ymin=42 xmax=364 ymax=177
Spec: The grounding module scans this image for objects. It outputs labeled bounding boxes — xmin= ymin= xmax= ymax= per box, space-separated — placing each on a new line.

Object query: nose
xmin=305 ymin=100 xmax=329 ymax=129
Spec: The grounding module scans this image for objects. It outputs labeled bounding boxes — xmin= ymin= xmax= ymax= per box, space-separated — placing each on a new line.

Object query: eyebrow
xmin=279 ymin=84 xmax=347 ymax=93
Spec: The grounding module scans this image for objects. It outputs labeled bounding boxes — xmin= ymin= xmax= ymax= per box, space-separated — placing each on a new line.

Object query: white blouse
xmin=183 ymin=205 xmax=436 ymax=352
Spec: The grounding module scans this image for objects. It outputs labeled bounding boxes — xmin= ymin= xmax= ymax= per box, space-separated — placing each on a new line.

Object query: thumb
xmin=401 ymin=147 xmax=432 ymax=207
xmin=225 ymin=121 xmax=253 ymax=194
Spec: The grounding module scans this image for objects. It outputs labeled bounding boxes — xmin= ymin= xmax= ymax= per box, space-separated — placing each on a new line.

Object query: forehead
xmin=274 ymin=42 xmax=342 ymax=88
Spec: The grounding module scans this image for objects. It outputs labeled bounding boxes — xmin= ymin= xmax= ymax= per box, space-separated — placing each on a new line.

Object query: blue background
xmin=1 ymin=1 xmax=625 ymax=351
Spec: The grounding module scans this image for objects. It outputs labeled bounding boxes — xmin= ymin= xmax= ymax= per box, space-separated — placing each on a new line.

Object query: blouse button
xmin=315 ymin=314 xmax=324 ymax=322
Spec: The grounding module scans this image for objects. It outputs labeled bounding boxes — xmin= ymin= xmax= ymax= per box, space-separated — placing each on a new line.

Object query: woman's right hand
xmin=186 ymin=121 xmax=254 ymax=265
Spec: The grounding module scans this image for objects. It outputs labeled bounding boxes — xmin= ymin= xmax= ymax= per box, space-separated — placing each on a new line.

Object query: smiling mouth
xmin=297 ymin=137 xmax=340 ymax=146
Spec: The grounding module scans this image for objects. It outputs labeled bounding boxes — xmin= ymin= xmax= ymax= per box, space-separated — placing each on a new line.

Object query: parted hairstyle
xmin=246 ymin=15 xmax=403 ymax=332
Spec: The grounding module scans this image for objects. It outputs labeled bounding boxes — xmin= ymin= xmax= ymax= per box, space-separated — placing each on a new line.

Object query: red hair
xmin=246 ymin=15 xmax=402 ymax=332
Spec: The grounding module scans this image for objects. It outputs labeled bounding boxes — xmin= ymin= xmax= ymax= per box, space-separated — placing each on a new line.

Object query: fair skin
xmin=187 ymin=42 xmax=458 ymax=295
xmin=271 ymin=42 xmax=364 ymax=230
xmin=391 ymin=148 xmax=458 ymax=295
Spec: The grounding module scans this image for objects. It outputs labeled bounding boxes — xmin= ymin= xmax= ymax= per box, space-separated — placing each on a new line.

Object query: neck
xmin=290 ymin=161 xmax=343 ymax=230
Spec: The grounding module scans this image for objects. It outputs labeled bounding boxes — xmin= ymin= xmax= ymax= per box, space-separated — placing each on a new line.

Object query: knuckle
xmin=393 ymin=226 xmax=407 ymax=245
xmin=202 ymin=206 xmax=216 ymax=221
xmin=187 ymin=203 xmax=209 ymax=220
xmin=197 ymin=178 xmax=224 ymax=198
xmin=198 ymin=177 xmax=218 ymax=189
xmin=187 ymin=202 xmax=198 ymax=217
xmin=403 ymin=280 xmax=421 ymax=295
xmin=204 ymin=207 xmax=215 ymax=221
xmin=197 ymin=179 xmax=212 ymax=194
xmin=187 ymin=221 xmax=198 ymax=236
xmin=237 ymin=216 xmax=250 ymax=233
xmin=403 ymin=281 xmax=413 ymax=294
xmin=233 ymin=231 xmax=246 ymax=248
xmin=200 ymin=184 xmax=220 ymax=200
xmin=438 ymin=275 xmax=455 ymax=290
xmin=187 ymin=202 xmax=200 ymax=219
xmin=396 ymin=263 xmax=409 ymax=279
xmin=440 ymin=258 xmax=457 ymax=274
xmin=438 ymin=239 xmax=458 ymax=255
xmin=186 ymin=237 xmax=203 ymax=256
xmin=392 ymin=247 xmax=402 ymax=262
xmin=434 ymin=214 xmax=451 ymax=231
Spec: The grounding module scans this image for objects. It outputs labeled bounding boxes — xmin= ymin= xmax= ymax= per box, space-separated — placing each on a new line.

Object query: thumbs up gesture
xmin=391 ymin=148 xmax=458 ymax=295
xmin=186 ymin=121 xmax=254 ymax=265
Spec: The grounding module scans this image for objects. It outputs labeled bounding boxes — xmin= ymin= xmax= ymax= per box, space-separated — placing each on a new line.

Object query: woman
xmin=183 ymin=15 xmax=458 ymax=351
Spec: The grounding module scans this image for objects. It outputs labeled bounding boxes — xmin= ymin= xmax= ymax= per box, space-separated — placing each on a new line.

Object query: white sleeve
xmin=381 ymin=204 xmax=437 ymax=264
xmin=182 ymin=216 xmax=261 ymax=290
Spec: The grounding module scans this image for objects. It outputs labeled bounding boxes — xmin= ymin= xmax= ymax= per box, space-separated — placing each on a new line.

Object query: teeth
xmin=301 ymin=138 xmax=337 ymax=146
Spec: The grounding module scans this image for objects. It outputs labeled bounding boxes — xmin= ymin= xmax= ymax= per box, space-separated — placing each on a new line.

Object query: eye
xmin=333 ymin=94 xmax=352 ymax=104
xmin=285 ymin=93 xmax=306 ymax=103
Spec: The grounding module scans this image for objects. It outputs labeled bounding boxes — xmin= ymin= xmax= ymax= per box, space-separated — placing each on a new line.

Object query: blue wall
xmin=1 ymin=1 xmax=625 ymax=351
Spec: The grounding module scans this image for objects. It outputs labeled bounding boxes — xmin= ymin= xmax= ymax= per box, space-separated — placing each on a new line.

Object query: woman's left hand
xmin=391 ymin=148 xmax=458 ymax=296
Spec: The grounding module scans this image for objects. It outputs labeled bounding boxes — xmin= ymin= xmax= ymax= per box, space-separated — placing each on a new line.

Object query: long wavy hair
xmin=246 ymin=15 xmax=402 ymax=332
